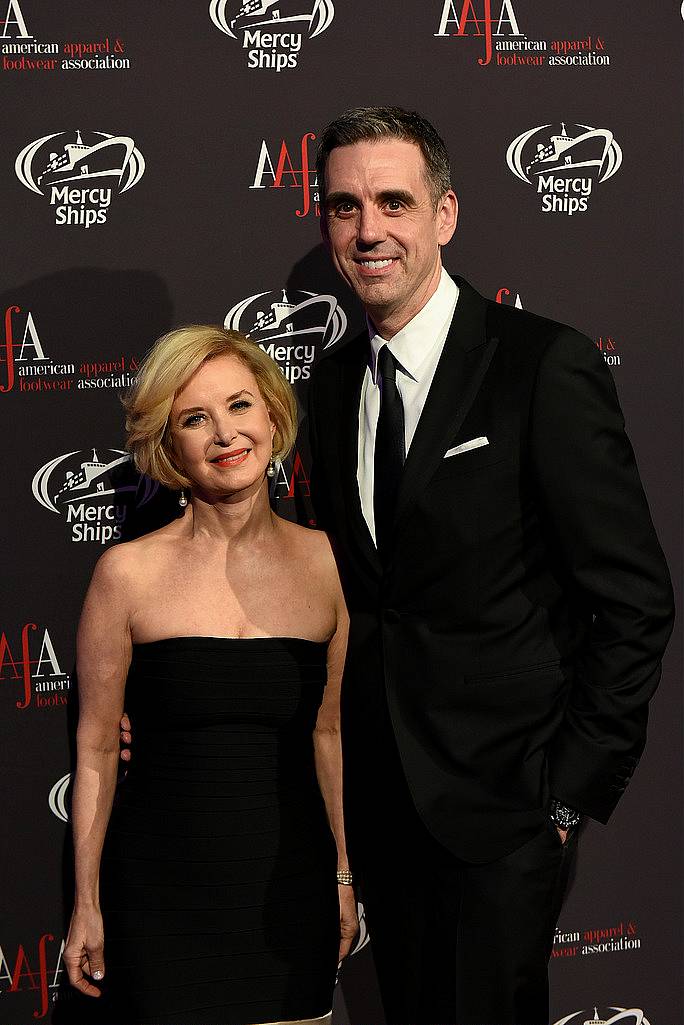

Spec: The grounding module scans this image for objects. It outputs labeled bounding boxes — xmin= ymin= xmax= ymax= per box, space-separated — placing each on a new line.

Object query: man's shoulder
xmin=310 ymin=327 xmax=367 ymax=388
xmin=319 ymin=326 xmax=367 ymax=363
xmin=454 ymin=275 xmax=593 ymax=361
xmin=490 ymin=299 xmax=578 ymax=341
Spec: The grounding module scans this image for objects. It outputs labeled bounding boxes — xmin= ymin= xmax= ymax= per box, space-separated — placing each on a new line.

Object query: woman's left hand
xmin=337 ymin=884 xmax=359 ymax=961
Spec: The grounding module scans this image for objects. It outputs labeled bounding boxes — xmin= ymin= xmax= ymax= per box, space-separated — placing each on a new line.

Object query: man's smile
xmin=354 ymin=257 xmax=400 ymax=274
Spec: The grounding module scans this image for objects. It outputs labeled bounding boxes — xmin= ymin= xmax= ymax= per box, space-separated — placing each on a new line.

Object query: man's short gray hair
xmin=316 ymin=106 xmax=453 ymax=209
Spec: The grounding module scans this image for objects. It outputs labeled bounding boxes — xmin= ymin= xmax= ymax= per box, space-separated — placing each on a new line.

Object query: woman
xmin=64 ymin=326 xmax=357 ymax=1025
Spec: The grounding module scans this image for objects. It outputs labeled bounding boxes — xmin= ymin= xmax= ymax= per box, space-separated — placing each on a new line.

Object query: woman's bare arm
xmin=311 ymin=535 xmax=357 ymax=960
xmin=64 ymin=547 xmax=133 ymax=995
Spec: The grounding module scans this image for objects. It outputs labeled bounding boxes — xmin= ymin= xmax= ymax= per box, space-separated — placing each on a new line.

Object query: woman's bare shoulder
xmin=91 ymin=521 xmax=183 ymax=587
xmin=277 ymin=520 xmax=338 ymax=577
xmin=279 ymin=518 xmax=332 ymax=552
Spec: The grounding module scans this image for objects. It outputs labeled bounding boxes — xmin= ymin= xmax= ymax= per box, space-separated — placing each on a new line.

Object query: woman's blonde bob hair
xmin=123 ymin=325 xmax=298 ymax=490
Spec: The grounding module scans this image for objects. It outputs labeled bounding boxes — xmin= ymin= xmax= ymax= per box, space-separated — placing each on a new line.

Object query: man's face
xmin=322 ymin=138 xmax=457 ymax=333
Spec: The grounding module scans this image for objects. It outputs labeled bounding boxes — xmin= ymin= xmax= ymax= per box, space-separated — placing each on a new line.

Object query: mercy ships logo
xmin=225 ymin=288 xmax=347 ymax=382
xmin=48 ymin=773 xmax=71 ymax=821
xmin=553 ymin=1009 xmax=651 ymax=1025
xmin=15 ymin=129 xmax=145 ymax=226
xmin=32 ymin=448 xmax=158 ymax=543
xmin=349 ymin=899 xmax=370 ymax=956
xmin=506 ymin=122 xmax=622 ymax=215
xmin=209 ymin=0 xmax=334 ymax=71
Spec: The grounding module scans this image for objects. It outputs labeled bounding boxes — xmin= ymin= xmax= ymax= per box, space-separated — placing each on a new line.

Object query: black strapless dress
xmin=96 ymin=637 xmax=339 ymax=1025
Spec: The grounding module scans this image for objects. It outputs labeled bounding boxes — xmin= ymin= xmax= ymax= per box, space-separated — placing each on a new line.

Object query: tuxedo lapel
xmin=394 ymin=279 xmax=498 ymax=536
xmin=337 ymin=334 xmax=383 ymax=577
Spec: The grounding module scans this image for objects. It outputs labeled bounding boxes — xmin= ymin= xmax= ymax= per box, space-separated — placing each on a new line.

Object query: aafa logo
xmin=553 ymin=1008 xmax=650 ymax=1025
xmin=0 ymin=931 xmax=65 ymax=1020
xmin=16 ymin=129 xmax=145 ymax=227
xmin=32 ymin=448 xmax=158 ymax=543
xmin=595 ymin=335 xmax=621 ymax=368
xmin=250 ymin=131 xmax=319 ymax=217
xmin=1 ymin=305 xmax=142 ymax=394
xmin=0 ymin=0 xmax=30 ymax=38
xmin=434 ymin=0 xmax=522 ymax=65
xmin=2 ymin=0 xmax=132 ymax=73
xmin=225 ymin=288 xmax=347 ymax=383
xmin=1 ymin=304 xmax=49 ymax=393
xmin=0 ymin=623 xmax=70 ymax=710
xmin=209 ymin=0 xmax=334 ymax=71
xmin=495 ymin=287 xmax=523 ymax=308
xmin=506 ymin=122 xmax=621 ymax=216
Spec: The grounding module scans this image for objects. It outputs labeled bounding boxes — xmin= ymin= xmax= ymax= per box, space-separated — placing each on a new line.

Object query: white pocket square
xmin=444 ymin=437 xmax=489 ymax=458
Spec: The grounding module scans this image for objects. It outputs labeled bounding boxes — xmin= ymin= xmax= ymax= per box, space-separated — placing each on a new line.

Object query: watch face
xmin=551 ymin=801 xmax=581 ymax=829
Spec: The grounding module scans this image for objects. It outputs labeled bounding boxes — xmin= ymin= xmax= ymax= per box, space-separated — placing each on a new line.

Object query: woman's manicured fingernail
xmin=92 ymin=970 xmax=103 ymax=980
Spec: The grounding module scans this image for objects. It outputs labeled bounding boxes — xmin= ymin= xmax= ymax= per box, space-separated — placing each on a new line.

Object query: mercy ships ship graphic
xmin=524 ymin=122 xmax=614 ymax=178
xmin=36 ymin=130 xmax=135 ymax=190
xmin=246 ymin=290 xmax=343 ymax=345
xmin=555 ymin=1007 xmax=649 ymax=1025
xmin=231 ymin=0 xmax=311 ymax=30
xmin=53 ymin=449 xmax=130 ymax=506
xmin=582 ymin=1011 xmax=648 ymax=1025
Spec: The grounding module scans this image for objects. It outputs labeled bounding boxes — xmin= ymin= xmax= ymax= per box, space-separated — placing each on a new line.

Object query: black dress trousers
xmin=353 ymin=719 xmax=576 ymax=1025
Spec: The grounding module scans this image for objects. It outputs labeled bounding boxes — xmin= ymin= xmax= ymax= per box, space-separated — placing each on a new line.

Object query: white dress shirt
xmin=357 ymin=269 xmax=460 ymax=544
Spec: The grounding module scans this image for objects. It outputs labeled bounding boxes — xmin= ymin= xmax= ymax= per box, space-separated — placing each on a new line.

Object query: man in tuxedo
xmin=307 ymin=107 xmax=674 ymax=1025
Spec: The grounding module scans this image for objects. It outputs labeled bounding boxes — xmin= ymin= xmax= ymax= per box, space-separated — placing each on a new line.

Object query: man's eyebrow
xmin=324 ymin=190 xmax=358 ymax=209
xmin=377 ymin=189 xmax=416 ymax=206
xmin=324 ymin=189 xmax=417 ymax=209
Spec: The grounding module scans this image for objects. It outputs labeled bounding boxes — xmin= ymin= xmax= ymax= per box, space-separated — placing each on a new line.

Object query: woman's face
xmin=168 ymin=354 xmax=275 ymax=499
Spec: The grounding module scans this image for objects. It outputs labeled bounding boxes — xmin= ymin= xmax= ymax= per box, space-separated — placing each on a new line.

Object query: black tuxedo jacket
xmin=308 ymin=277 xmax=674 ymax=863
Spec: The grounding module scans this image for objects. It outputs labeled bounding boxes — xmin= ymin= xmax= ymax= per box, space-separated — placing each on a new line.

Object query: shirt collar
xmin=368 ymin=269 xmax=459 ymax=383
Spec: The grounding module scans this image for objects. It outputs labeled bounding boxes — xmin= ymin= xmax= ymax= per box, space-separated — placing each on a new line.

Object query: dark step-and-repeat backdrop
xmin=1 ymin=3 xmax=681 ymax=1024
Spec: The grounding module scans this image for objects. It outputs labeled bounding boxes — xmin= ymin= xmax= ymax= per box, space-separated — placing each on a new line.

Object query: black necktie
xmin=373 ymin=345 xmax=405 ymax=555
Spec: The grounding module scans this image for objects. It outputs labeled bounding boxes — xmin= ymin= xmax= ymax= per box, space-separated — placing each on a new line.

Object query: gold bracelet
xmin=336 ymin=869 xmax=353 ymax=885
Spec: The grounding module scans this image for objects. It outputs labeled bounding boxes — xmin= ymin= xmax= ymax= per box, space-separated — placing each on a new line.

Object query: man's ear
xmin=437 ymin=190 xmax=458 ymax=247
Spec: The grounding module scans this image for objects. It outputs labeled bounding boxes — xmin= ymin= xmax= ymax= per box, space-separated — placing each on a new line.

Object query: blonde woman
xmin=64 ymin=327 xmax=357 ymax=1025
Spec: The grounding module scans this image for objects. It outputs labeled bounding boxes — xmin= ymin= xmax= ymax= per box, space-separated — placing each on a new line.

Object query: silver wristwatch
xmin=549 ymin=798 xmax=581 ymax=830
